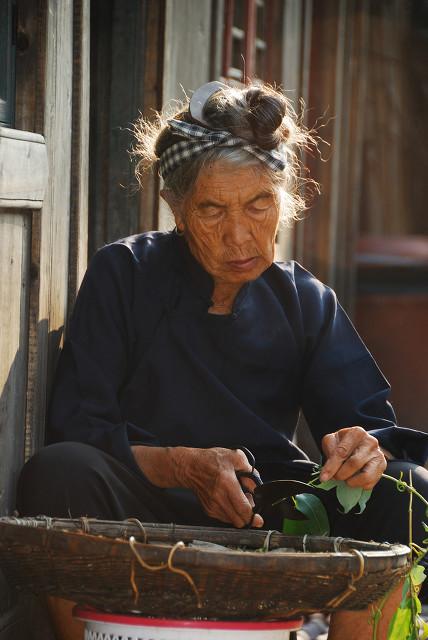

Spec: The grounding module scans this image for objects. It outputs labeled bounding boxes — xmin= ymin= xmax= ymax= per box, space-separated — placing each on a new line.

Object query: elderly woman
xmin=18 ymin=82 xmax=428 ymax=639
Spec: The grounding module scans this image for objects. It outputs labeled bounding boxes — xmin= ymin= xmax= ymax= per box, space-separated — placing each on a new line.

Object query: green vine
xmin=281 ymin=467 xmax=428 ymax=639
xmin=378 ymin=471 xmax=428 ymax=640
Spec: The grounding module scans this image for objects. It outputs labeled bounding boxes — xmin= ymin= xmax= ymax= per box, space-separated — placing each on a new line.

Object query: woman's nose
xmin=223 ymin=215 xmax=252 ymax=246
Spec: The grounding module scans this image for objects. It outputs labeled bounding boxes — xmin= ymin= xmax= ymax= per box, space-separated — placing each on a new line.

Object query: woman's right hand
xmin=132 ymin=444 xmax=263 ymax=528
xmin=173 ymin=447 xmax=264 ymax=529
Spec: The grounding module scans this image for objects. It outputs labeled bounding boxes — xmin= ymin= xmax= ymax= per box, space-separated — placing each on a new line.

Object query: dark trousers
xmin=16 ymin=442 xmax=428 ymax=551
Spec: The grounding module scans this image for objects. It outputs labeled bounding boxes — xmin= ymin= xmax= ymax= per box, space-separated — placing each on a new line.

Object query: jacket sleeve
xmin=47 ymin=243 xmax=160 ymax=474
xmin=296 ymin=265 xmax=428 ymax=466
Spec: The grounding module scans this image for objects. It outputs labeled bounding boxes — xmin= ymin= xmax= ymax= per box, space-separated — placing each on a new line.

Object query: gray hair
xmin=132 ymin=83 xmax=318 ymax=225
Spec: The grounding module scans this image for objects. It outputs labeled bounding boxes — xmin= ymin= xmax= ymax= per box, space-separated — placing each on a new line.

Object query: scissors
xmin=234 ymin=446 xmax=326 ymax=527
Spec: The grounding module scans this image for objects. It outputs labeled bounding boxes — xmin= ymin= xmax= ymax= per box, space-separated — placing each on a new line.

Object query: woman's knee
xmin=19 ymin=442 xmax=103 ymax=485
xmin=16 ymin=442 xmax=109 ymax=516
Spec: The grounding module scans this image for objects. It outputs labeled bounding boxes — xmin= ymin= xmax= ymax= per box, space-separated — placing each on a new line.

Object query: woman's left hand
xmin=320 ymin=426 xmax=387 ymax=490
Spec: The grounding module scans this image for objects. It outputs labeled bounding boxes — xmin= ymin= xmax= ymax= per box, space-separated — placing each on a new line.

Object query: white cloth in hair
xmin=159 ymin=119 xmax=287 ymax=179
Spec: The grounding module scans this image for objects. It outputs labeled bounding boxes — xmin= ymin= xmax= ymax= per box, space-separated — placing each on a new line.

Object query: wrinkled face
xmin=171 ymin=163 xmax=281 ymax=285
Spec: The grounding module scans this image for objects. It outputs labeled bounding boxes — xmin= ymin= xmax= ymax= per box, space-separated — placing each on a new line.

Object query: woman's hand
xmin=173 ymin=447 xmax=264 ymax=528
xmin=131 ymin=445 xmax=264 ymax=528
xmin=320 ymin=426 xmax=387 ymax=490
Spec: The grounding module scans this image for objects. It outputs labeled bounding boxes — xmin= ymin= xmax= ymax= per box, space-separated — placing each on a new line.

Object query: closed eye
xmin=248 ymin=194 xmax=274 ymax=210
xmin=195 ymin=206 xmax=225 ymax=223
xmin=204 ymin=207 xmax=223 ymax=216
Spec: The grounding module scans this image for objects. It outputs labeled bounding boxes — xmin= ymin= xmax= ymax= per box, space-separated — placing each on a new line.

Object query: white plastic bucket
xmin=74 ymin=607 xmax=302 ymax=640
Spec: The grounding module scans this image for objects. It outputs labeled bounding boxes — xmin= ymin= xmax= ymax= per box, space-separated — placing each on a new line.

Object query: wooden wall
xmin=0 ymin=0 xmax=90 ymax=636
xmin=289 ymin=0 xmax=370 ymax=311
xmin=0 ymin=130 xmax=46 ymax=517
xmin=89 ymin=0 xmax=165 ymax=255
xmin=158 ymin=0 xmax=214 ymax=231
xmin=359 ymin=0 xmax=428 ymax=236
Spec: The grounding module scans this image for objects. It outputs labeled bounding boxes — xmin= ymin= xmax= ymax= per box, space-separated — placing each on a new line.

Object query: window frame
xmin=222 ymin=0 xmax=276 ymax=83
xmin=0 ymin=0 xmax=17 ymax=127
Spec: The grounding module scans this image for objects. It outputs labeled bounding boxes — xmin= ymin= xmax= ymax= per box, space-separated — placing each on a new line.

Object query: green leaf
xmin=418 ymin=616 xmax=428 ymax=639
xmin=357 ymin=488 xmax=373 ymax=514
xmin=387 ymin=606 xmax=412 ymax=640
xmin=313 ymin=478 xmax=339 ymax=491
xmin=401 ymin=577 xmax=411 ymax=606
xmin=282 ymin=493 xmax=330 ymax=536
xmin=312 ymin=478 xmax=373 ymax=514
xmin=336 ymin=483 xmax=364 ymax=514
xmin=410 ymin=564 xmax=426 ymax=587
xmin=282 ymin=518 xmax=316 ymax=536
xmin=414 ymin=595 xmax=422 ymax=615
xmin=289 ymin=493 xmax=330 ymax=536
xmin=423 ymin=522 xmax=428 ymax=532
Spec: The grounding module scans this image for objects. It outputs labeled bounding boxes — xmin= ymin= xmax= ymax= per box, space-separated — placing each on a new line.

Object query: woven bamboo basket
xmin=0 ymin=517 xmax=410 ymax=620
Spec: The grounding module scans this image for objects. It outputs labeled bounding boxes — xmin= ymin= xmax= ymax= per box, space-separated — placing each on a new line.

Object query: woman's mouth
xmin=226 ymin=257 xmax=258 ymax=271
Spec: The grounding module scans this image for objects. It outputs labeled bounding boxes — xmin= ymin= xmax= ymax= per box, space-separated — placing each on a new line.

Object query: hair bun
xmin=246 ymin=87 xmax=287 ymax=150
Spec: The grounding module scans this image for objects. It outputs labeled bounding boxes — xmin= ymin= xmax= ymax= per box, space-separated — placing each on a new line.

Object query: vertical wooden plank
xmin=275 ymin=0 xmax=304 ymax=262
xmin=222 ymin=0 xmax=234 ymax=77
xmin=337 ymin=0 xmax=370 ymax=312
xmin=160 ymin=0 xmax=213 ymax=230
xmin=105 ymin=0 xmax=145 ymax=244
xmin=137 ymin=0 xmax=165 ymax=233
xmin=14 ymin=0 xmax=47 ymax=463
xmin=89 ymin=0 xmax=162 ymax=251
xmin=0 ymin=213 xmax=30 ymax=515
xmin=295 ymin=0 xmax=340 ymax=283
xmin=359 ymin=0 xmax=410 ymax=235
xmin=244 ymin=0 xmax=256 ymax=81
xmin=162 ymin=0 xmax=213 ymax=103
xmin=28 ymin=0 xmax=73 ymax=453
xmin=210 ymin=0 xmax=225 ymax=81
xmin=282 ymin=0 xmax=305 ymax=106
xmin=68 ymin=0 xmax=90 ymax=310
xmin=88 ymin=0 xmax=113 ymax=255
xmin=293 ymin=0 xmax=312 ymax=265
xmin=326 ymin=0 xmax=348 ymax=289
xmin=292 ymin=0 xmax=370 ymax=311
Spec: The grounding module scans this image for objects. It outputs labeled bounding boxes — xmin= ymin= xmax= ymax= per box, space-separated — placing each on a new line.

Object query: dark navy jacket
xmin=48 ymin=231 xmax=428 ymax=479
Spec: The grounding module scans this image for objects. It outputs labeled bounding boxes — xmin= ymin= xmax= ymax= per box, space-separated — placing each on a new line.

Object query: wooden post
xmin=68 ymin=0 xmax=90 ymax=310
xmin=159 ymin=0 xmax=213 ymax=231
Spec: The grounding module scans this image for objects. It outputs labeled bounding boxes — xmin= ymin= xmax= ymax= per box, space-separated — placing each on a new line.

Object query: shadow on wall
xmin=0 ymin=319 xmax=63 ymax=640
xmin=0 ymin=321 xmax=64 ymax=517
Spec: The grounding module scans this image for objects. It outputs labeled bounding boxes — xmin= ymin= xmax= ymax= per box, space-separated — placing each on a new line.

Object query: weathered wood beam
xmin=0 ymin=212 xmax=31 ymax=516
xmin=0 ymin=128 xmax=47 ymax=209
xmin=68 ymin=0 xmax=90 ymax=310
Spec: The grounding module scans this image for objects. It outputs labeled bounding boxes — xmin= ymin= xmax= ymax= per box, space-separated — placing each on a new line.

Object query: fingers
xmin=232 ymin=448 xmax=253 ymax=472
xmin=238 ymin=474 xmax=259 ymax=497
xmin=186 ymin=447 xmax=264 ymax=528
xmin=320 ymin=427 xmax=385 ymax=489
xmin=345 ymin=452 xmax=387 ymax=490
xmin=332 ymin=436 xmax=381 ymax=481
xmin=200 ymin=471 xmax=263 ymax=528
xmin=321 ymin=427 xmax=368 ymax=481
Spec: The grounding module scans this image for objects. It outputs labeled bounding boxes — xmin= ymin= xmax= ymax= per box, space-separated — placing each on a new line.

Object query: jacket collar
xmin=174 ymin=232 xmax=251 ymax=314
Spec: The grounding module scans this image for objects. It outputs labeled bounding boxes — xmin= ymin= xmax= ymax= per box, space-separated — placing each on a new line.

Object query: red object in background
xmin=355 ymin=235 xmax=428 ymax=432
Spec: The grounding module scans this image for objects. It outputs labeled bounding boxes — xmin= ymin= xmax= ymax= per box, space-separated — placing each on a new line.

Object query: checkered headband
xmin=159 ymin=119 xmax=287 ymax=180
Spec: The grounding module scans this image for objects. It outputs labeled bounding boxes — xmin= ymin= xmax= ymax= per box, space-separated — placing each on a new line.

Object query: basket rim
xmin=0 ymin=516 xmax=411 ymax=562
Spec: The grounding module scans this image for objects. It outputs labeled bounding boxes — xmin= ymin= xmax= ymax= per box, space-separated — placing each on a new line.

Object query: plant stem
xmin=408 ymin=470 xmax=417 ymax=636
xmin=381 ymin=473 xmax=428 ymax=510
xmin=409 ymin=470 xmax=413 ymax=561
xmin=371 ymin=590 xmax=392 ymax=640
